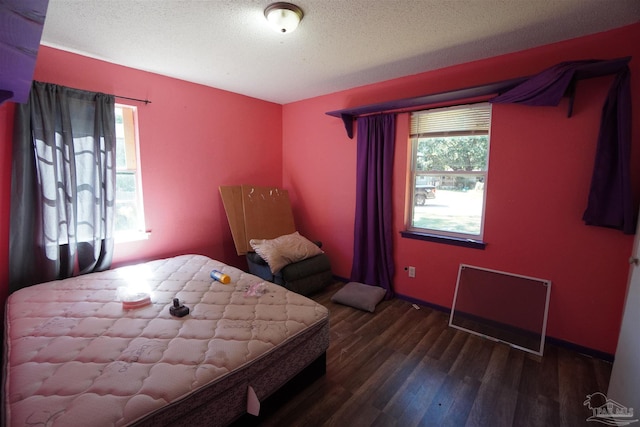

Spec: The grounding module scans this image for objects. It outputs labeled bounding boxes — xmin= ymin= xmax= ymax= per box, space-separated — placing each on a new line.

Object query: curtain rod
xmin=326 ymin=56 xmax=630 ymax=139
xmin=115 ymin=95 xmax=151 ymax=105
xmin=325 ymin=77 xmax=527 ymax=139
xmin=34 ymin=81 xmax=152 ymax=105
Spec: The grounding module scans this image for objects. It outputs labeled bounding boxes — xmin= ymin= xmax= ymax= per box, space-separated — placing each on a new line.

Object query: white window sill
xmin=115 ymin=230 xmax=151 ymax=244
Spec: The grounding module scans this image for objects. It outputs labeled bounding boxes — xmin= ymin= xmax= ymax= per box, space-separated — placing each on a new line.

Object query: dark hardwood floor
xmin=256 ymin=282 xmax=612 ymax=427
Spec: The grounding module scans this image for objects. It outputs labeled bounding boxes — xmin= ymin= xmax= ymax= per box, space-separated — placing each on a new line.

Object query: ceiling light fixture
xmin=264 ymin=2 xmax=304 ymax=34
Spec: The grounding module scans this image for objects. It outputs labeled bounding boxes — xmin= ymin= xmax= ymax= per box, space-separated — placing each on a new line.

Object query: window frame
xmin=114 ymin=103 xmax=147 ymax=242
xmin=404 ymin=103 xmax=491 ymax=247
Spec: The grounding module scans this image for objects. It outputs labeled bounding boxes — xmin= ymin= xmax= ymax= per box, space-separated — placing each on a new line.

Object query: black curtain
xmin=9 ymin=81 xmax=116 ymax=292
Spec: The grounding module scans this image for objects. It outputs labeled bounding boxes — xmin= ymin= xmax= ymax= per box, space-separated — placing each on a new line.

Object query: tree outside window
xmin=408 ymin=103 xmax=491 ymax=240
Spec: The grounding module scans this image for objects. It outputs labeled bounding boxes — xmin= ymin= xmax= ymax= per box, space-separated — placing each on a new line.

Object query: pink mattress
xmin=2 ymin=254 xmax=329 ymax=426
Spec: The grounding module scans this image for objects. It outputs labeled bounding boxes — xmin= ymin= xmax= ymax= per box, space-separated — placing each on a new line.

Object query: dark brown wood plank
xmin=512 ymin=394 xmax=561 ymax=427
xmin=557 ymin=347 xmax=606 ymax=426
xmin=464 ymin=381 xmax=518 ymax=427
xmin=481 ymin=343 xmax=525 ymax=389
xmin=258 ymin=376 xmax=352 ymax=427
xmin=253 ymin=283 xmax=612 ymax=427
xmin=394 ymin=358 xmax=449 ymax=426
xmin=448 ymin=334 xmax=494 ymax=381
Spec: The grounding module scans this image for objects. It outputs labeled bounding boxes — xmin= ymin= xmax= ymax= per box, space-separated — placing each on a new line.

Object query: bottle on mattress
xmin=211 ymin=269 xmax=231 ymax=284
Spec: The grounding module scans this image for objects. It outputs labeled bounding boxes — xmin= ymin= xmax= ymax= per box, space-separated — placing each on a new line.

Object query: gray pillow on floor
xmin=331 ymin=282 xmax=386 ymax=312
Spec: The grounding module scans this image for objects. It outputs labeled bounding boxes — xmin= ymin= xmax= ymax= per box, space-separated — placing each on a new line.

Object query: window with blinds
xmin=410 ymin=103 xmax=491 ymax=137
xmin=407 ymin=103 xmax=491 ymax=241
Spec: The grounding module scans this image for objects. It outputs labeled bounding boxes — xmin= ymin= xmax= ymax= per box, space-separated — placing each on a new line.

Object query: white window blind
xmin=410 ymin=103 xmax=491 ymax=136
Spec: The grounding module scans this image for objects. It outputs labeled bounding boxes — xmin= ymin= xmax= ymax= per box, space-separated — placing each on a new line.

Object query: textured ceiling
xmin=40 ymin=0 xmax=640 ymax=104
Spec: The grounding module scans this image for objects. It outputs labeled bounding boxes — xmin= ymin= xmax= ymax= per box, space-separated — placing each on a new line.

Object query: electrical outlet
xmin=408 ymin=266 xmax=416 ymax=278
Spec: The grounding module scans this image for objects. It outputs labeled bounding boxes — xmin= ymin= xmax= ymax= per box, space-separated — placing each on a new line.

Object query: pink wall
xmin=283 ymin=23 xmax=640 ymax=355
xmin=0 ymin=47 xmax=283 ymax=321
xmin=1 ymin=24 xmax=639 ymax=355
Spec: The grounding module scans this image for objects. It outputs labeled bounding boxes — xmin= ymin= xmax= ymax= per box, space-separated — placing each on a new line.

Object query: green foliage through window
xmin=416 ymin=136 xmax=488 ymax=172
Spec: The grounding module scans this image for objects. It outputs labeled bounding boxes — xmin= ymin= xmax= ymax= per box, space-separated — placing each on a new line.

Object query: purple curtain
xmin=350 ymin=114 xmax=396 ymax=297
xmin=490 ymin=57 xmax=634 ymax=234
